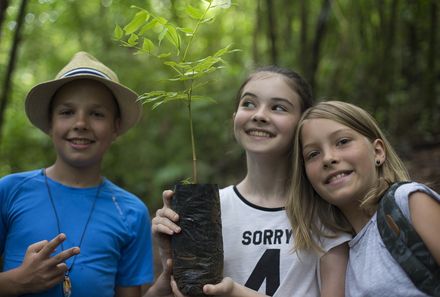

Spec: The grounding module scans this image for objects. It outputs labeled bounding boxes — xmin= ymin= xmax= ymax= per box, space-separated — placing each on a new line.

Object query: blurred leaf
xmin=113 ymin=24 xmax=124 ymax=40
xmin=185 ymin=5 xmax=205 ymax=20
xmin=142 ymin=38 xmax=155 ymax=53
xmin=127 ymin=33 xmax=139 ymax=46
xmin=123 ymin=10 xmax=149 ymax=34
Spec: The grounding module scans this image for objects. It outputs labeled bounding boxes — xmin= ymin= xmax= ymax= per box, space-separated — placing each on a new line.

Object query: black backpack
xmin=377 ymin=182 xmax=440 ymax=296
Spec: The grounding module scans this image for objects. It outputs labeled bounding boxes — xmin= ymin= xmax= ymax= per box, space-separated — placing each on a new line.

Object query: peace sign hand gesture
xmin=0 ymin=233 xmax=79 ymax=296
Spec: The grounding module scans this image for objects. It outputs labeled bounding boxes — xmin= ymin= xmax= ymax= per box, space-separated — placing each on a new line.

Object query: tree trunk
xmin=0 ymin=0 xmax=28 ymax=141
xmin=377 ymin=0 xmax=399 ymax=128
xmin=426 ymin=0 xmax=438 ymax=132
xmin=309 ymin=0 xmax=331 ymax=92
xmin=299 ymin=0 xmax=308 ymax=75
xmin=283 ymin=0 xmax=294 ymax=56
xmin=265 ymin=0 xmax=277 ymax=65
xmin=0 ymin=0 xmax=9 ymax=43
xmin=252 ymin=0 xmax=262 ymax=65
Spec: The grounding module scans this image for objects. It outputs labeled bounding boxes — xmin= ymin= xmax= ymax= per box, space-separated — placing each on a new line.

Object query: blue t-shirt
xmin=0 ymin=169 xmax=154 ymax=297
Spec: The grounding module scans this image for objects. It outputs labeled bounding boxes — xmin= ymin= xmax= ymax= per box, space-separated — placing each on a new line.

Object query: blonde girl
xmin=287 ymin=100 xmax=440 ymax=296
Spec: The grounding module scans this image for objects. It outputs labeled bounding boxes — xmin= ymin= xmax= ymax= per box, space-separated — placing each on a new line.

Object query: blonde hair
xmin=286 ymin=100 xmax=410 ymax=252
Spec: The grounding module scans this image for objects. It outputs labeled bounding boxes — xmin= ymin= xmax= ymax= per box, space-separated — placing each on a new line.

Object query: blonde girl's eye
xmin=304 ymin=150 xmax=319 ymax=161
xmin=336 ymin=138 xmax=351 ymax=146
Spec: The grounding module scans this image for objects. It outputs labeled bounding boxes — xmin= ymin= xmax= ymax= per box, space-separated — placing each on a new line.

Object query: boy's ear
xmin=373 ymin=139 xmax=386 ymax=164
xmin=113 ymin=118 xmax=121 ymax=139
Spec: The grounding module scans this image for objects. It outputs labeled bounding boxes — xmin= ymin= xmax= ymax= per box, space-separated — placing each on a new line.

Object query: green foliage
xmin=0 ymin=0 xmax=438 ymax=209
xmin=114 ymin=0 xmax=237 ymax=183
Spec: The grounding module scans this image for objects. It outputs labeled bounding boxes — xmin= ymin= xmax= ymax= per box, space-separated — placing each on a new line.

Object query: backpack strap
xmin=377 ymin=181 xmax=440 ymax=296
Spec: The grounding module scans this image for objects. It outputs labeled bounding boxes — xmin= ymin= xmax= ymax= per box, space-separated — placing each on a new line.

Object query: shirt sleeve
xmin=319 ymin=231 xmax=351 ymax=255
xmin=116 ymin=200 xmax=154 ymax=286
xmin=395 ymin=182 xmax=440 ymax=223
xmin=0 ymin=176 xmax=8 ymax=255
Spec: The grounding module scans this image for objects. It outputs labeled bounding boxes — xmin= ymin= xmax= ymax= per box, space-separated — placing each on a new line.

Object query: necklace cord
xmin=43 ymin=169 xmax=102 ymax=273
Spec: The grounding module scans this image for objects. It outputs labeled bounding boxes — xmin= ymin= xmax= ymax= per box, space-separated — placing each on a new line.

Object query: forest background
xmin=0 ymin=0 xmax=439 ymax=213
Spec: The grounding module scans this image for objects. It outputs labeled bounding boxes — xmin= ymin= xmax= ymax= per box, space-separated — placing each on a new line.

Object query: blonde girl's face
xmin=300 ymin=118 xmax=385 ymax=211
xmin=233 ymin=73 xmax=302 ymax=157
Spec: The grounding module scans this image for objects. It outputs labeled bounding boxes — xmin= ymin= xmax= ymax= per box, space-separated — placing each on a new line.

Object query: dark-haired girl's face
xmin=233 ymin=74 xmax=302 ymax=157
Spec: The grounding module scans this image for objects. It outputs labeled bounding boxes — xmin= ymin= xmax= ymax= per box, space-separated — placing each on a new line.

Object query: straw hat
xmin=25 ymin=51 xmax=142 ymax=135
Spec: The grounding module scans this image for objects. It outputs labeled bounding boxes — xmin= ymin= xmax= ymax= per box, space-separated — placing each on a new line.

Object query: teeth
xmin=248 ymin=130 xmax=271 ymax=137
xmin=328 ymin=173 xmax=346 ymax=183
xmin=71 ymin=139 xmax=92 ymax=144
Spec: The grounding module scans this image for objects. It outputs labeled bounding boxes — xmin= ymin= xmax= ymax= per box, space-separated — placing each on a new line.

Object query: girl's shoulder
xmin=394 ymin=182 xmax=440 ymax=220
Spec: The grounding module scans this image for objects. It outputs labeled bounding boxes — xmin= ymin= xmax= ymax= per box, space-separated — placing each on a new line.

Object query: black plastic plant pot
xmin=171 ymin=183 xmax=224 ymax=297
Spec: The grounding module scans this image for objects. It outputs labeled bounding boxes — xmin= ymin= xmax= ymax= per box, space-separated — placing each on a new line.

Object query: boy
xmin=0 ymin=51 xmax=168 ymax=297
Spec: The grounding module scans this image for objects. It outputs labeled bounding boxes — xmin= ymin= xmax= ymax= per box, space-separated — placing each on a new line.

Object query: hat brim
xmin=25 ymin=75 xmax=142 ymax=135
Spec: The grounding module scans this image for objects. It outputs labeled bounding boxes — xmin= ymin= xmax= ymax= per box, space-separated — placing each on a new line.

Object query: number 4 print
xmin=245 ymin=249 xmax=280 ymax=296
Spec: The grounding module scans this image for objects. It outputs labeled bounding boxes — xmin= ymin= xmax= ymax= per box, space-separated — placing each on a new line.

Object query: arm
xmin=409 ymin=191 xmax=440 ymax=265
xmin=142 ymin=259 xmax=174 ymax=297
xmin=142 ymin=191 xmax=181 ymax=297
xmin=319 ymin=242 xmax=348 ymax=297
xmin=0 ymin=234 xmax=79 ymax=296
xmin=115 ymin=286 xmax=141 ymax=297
xmin=201 ymin=277 xmax=268 ymax=297
xmin=152 ymin=190 xmax=181 ymax=268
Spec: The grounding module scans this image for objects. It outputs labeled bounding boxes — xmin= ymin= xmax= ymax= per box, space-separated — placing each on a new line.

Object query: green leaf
xmin=201 ymin=16 xmax=215 ymax=24
xmin=158 ymin=27 xmax=168 ymax=45
xmin=123 ymin=10 xmax=149 ymax=35
xmin=213 ymin=44 xmax=232 ymax=57
xmin=113 ymin=25 xmax=124 ymax=40
xmin=155 ymin=16 xmax=168 ymax=25
xmin=177 ymin=27 xmax=194 ymax=36
xmin=165 ymin=24 xmax=181 ymax=51
xmin=139 ymin=19 xmax=158 ymax=35
xmin=157 ymin=53 xmax=172 ymax=58
xmin=164 ymin=61 xmax=191 ymax=70
xmin=127 ymin=33 xmax=139 ymax=46
xmin=141 ymin=38 xmax=155 ymax=53
xmin=185 ymin=5 xmax=205 ymax=20
xmin=140 ymin=91 xmax=189 ymax=109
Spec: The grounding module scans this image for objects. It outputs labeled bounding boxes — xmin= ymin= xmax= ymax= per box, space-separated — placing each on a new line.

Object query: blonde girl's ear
xmin=373 ymin=138 xmax=386 ymax=166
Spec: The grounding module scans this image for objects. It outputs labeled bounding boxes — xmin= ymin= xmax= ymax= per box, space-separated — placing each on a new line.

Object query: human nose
xmin=73 ymin=112 xmax=89 ymax=131
xmin=251 ymin=107 xmax=269 ymax=123
xmin=322 ymin=148 xmax=338 ymax=168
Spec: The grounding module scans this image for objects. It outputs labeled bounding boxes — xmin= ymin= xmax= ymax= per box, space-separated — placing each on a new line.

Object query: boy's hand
xmin=152 ymin=190 xmax=181 ymax=267
xmin=14 ymin=233 xmax=79 ymax=294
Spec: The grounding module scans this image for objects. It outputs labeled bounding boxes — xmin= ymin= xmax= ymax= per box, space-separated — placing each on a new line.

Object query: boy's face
xmin=49 ymin=79 xmax=120 ymax=170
